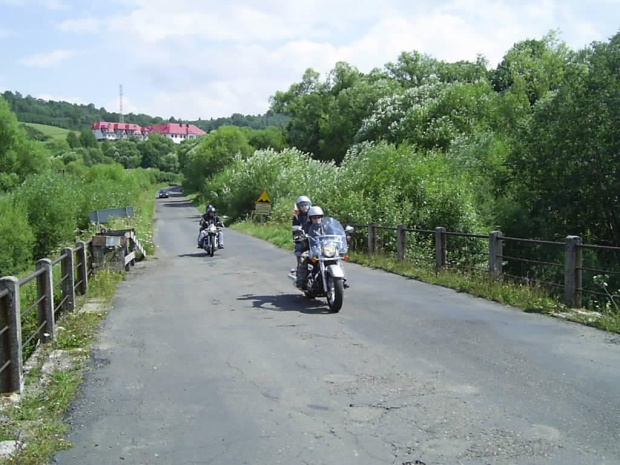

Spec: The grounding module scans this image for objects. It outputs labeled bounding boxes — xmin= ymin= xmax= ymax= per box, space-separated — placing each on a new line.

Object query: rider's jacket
xmin=292 ymin=211 xmax=309 ymax=239
xmin=200 ymin=213 xmax=223 ymax=228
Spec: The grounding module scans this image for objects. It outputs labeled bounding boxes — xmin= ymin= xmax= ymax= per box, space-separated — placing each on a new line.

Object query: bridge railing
xmin=0 ymin=233 xmax=145 ymax=394
xmin=352 ymin=223 xmax=620 ymax=311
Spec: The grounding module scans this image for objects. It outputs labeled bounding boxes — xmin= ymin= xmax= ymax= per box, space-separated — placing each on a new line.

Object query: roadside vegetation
xmin=0 ymin=95 xmax=164 ymax=464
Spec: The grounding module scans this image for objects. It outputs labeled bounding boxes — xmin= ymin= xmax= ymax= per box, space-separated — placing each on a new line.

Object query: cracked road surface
xmin=53 ymin=190 xmax=620 ymax=465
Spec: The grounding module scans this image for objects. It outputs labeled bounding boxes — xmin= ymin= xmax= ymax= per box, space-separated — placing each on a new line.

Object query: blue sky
xmin=0 ymin=0 xmax=618 ymax=120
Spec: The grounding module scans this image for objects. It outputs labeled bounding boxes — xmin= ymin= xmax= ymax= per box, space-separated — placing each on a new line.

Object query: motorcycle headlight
xmin=322 ymin=243 xmax=337 ymax=258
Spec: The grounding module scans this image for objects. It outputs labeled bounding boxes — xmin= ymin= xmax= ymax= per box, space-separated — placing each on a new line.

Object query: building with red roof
xmin=91 ymin=121 xmax=206 ymax=144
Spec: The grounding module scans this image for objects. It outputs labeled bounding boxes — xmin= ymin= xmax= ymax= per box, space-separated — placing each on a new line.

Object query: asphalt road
xmin=53 ymin=190 xmax=620 ymax=465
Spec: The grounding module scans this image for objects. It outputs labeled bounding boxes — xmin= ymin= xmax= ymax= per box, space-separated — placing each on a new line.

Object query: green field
xmin=22 ymin=122 xmax=71 ymax=139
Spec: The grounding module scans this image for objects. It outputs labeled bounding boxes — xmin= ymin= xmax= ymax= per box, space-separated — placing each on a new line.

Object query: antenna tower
xmin=119 ymin=84 xmax=125 ymax=123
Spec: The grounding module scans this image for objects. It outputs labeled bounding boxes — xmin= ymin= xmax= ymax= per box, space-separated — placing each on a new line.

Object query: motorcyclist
xmin=292 ymin=195 xmax=312 ymax=263
xmin=295 ymin=205 xmax=324 ymax=290
xmin=197 ymin=205 xmax=224 ymax=249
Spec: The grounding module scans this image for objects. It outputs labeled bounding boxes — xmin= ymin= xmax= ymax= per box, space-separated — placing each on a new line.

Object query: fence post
xmin=368 ymin=223 xmax=378 ymax=254
xmin=564 ymin=236 xmax=583 ymax=308
xmin=76 ymin=241 xmax=88 ymax=295
xmin=435 ymin=227 xmax=446 ymax=270
xmin=36 ymin=259 xmax=55 ymax=343
xmin=488 ymin=231 xmax=504 ymax=278
xmin=397 ymin=225 xmax=407 ymax=261
xmin=62 ymin=247 xmax=76 ymax=312
xmin=0 ymin=277 xmax=24 ymax=393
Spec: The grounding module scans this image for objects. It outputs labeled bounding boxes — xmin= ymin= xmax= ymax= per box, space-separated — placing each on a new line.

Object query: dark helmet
xmin=206 ymin=205 xmax=215 ymax=214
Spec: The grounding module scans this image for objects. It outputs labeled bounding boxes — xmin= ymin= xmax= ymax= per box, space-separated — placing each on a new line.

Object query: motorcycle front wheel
xmin=326 ymin=275 xmax=344 ymax=312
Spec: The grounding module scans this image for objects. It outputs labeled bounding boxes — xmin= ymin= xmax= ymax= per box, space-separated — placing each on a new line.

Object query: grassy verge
xmin=0 ymin=188 xmax=158 ymax=465
xmin=0 ymin=270 xmax=123 ymax=465
xmin=231 ymin=220 xmax=620 ymax=334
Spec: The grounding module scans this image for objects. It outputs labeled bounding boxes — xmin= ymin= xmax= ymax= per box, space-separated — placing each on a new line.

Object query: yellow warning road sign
xmin=256 ymin=189 xmax=271 ymax=204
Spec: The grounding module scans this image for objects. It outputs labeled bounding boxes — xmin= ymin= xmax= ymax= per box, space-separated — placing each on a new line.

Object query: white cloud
xmin=19 ymin=49 xmax=77 ymax=67
xmin=0 ymin=0 xmax=69 ymax=7
xmin=41 ymin=0 xmax=69 ymax=9
xmin=37 ymin=94 xmax=85 ymax=104
xmin=104 ymin=96 xmax=139 ymax=115
xmin=54 ymin=0 xmax=618 ymax=118
xmin=57 ymin=17 xmax=102 ymax=33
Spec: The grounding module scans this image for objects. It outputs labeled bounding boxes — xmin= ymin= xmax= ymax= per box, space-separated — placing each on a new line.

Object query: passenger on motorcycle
xmin=295 ymin=205 xmax=324 ymax=290
xmin=292 ymin=195 xmax=312 ymax=263
xmin=197 ymin=205 xmax=224 ymax=249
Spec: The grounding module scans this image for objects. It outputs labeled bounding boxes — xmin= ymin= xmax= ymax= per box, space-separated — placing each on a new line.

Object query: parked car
xmin=158 ymin=189 xmax=169 ymax=198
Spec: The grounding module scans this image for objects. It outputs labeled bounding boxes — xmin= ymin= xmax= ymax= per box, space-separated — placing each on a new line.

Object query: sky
xmin=0 ymin=0 xmax=618 ymax=120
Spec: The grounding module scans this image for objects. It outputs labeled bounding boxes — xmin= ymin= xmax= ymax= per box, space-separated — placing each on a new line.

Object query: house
xmin=146 ymin=123 xmax=206 ymax=143
xmin=91 ymin=121 xmax=206 ymax=144
xmin=92 ymin=122 xmax=148 ymax=141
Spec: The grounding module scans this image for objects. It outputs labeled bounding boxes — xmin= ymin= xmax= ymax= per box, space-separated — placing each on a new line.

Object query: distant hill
xmin=3 ymin=90 xmax=289 ymax=134
xmin=21 ymin=122 xmax=71 ymax=140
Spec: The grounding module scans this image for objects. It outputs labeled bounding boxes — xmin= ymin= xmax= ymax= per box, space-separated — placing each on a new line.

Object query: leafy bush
xmin=18 ymin=173 xmax=79 ymax=258
xmin=0 ymin=194 xmax=34 ymax=276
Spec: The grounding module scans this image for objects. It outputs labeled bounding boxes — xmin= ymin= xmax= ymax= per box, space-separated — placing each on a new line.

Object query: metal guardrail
xmin=354 ymin=223 xmax=620 ymax=310
xmin=0 ymin=232 xmax=144 ymax=394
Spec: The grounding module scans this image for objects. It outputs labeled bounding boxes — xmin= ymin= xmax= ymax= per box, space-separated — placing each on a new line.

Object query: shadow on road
xmin=178 ymin=252 xmax=209 ymax=258
xmin=237 ymin=293 xmax=333 ymax=315
xmin=161 ymin=200 xmax=195 ymax=208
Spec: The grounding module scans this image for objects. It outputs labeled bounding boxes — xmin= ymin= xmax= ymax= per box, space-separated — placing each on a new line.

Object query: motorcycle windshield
xmin=308 ymin=217 xmax=348 ymax=254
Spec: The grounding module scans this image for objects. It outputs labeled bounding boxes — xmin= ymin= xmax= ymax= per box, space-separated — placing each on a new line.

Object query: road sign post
xmin=254 ymin=190 xmax=272 ymax=224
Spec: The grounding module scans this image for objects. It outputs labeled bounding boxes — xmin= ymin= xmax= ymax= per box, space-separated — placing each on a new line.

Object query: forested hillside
xmin=1 ymin=91 xmax=288 ymax=132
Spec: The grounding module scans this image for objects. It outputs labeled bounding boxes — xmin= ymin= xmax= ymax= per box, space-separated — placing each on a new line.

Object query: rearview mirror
xmin=345 ymin=226 xmax=355 ymax=233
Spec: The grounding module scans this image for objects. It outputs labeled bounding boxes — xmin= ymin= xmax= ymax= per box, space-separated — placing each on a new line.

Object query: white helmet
xmin=308 ymin=206 xmax=324 ymax=218
xmin=296 ymin=195 xmax=311 ymax=210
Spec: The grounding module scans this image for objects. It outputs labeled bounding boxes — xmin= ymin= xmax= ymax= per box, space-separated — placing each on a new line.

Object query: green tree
xmin=504 ymin=32 xmax=620 ymax=245
xmin=66 ymin=131 xmax=81 ymax=148
xmin=79 ymin=128 xmax=99 ymax=148
xmin=0 ymin=96 xmax=49 ymax=190
xmin=139 ymin=133 xmax=175 ymax=170
xmin=182 ymin=126 xmax=252 ymax=192
xmin=245 ymin=126 xmax=288 ymax=151
xmin=106 ymin=139 xmax=142 ymax=168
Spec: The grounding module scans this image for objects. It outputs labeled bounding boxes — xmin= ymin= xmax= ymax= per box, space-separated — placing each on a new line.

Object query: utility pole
xmin=119 ymin=84 xmax=124 ymax=123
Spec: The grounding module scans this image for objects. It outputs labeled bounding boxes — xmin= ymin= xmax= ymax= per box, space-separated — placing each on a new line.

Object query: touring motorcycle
xmin=288 ymin=217 xmax=353 ymax=312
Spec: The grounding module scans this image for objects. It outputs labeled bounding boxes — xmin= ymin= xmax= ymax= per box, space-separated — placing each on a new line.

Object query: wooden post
xmin=0 ymin=277 xmax=23 ymax=393
xmin=76 ymin=241 xmax=88 ymax=294
xmin=397 ymin=225 xmax=407 ymax=261
xmin=36 ymin=259 xmax=55 ymax=343
xmin=368 ymin=223 xmax=378 ymax=254
xmin=488 ymin=231 xmax=504 ymax=278
xmin=435 ymin=227 xmax=446 ymax=270
xmin=62 ymin=247 xmax=76 ymax=312
xmin=564 ymin=236 xmax=583 ymax=308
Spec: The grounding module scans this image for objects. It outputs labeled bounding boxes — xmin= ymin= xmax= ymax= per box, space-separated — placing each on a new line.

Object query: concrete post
xmin=62 ymin=247 xmax=76 ymax=312
xmin=564 ymin=236 xmax=583 ymax=308
xmin=435 ymin=227 xmax=446 ymax=270
xmin=0 ymin=277 xmax=24 ymax=393
xmin=76 ymin=241 xmax=88 ymax=295
xmin=36 ymin=259 xmax=55 ymax=343
xmin=368 ymin=223 xmax=378 ymax=254
xmin=488 ymin=231 xmax=504 ymax=278
xmin=397 ymin=225 xmax=407 ymax=262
